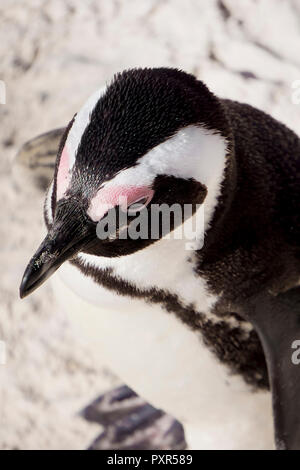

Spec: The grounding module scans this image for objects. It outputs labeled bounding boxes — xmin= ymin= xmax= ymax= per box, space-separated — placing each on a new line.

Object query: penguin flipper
xmin=13 ymin=128 xmax=65 ymax=191
xmin=245 ymin=287 xmax=300 ymax=450
xmin=81 ymin=385 xmax=186 ymax=450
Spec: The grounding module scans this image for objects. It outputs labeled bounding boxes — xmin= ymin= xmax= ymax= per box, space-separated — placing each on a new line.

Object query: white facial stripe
xmin=56 ymin=86 xmax=107 ymax=202
xmin=98 ymin=125 xmax=228 ymax=230
xmin=45 ymin=180 xmax=54 ymax=223
xmin=66 ymin=87 xmax=107 ymax=168
xmin=102 ymin=125 xmax=227 ymax=187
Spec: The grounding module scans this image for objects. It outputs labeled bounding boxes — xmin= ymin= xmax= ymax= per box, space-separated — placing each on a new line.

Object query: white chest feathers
xmin=78 ymin=221 xmax=218 ymax=313
xmin=52 ymin=211 xmax=271 ymax=450
xmin=53 ymin=258 xmax=273 ymax=450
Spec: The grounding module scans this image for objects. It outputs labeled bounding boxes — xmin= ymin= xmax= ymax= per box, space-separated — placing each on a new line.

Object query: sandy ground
xmin=0 ymin=0 xmax=300 ymax=450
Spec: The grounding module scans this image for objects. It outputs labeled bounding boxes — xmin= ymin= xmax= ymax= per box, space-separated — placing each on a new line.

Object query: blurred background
xmin=0 ymin=0 xmax=299 ymax=450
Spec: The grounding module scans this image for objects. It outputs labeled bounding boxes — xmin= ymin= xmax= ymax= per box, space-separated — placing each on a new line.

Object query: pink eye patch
xmin=56 ymin=146 xmax=72 ymax=201
xmin=87 ymin=185 xmax=154 ymax=222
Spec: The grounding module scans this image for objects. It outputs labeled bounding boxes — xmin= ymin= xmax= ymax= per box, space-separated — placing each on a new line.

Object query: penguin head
xmin=20 ymin=68 xmax=230 ymax=298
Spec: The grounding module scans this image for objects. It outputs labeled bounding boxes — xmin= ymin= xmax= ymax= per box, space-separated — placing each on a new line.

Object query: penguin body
xmin=52 ymin=261 xmax=274 ymax=449
xmin=20 ymin=68 xmax=300 ymax=449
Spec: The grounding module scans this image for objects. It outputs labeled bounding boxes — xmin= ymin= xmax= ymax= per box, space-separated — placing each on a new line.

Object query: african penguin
xmin=20 ymin=68 xmax=300 ymax=450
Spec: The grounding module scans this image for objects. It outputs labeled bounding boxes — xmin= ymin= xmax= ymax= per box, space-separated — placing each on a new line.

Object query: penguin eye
xmin=127 ymin=197 xmax=149 ymax=215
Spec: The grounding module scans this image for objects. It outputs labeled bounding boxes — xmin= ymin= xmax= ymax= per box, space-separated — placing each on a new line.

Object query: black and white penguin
xmin=20 ymin=68 xmax=300 ymax=450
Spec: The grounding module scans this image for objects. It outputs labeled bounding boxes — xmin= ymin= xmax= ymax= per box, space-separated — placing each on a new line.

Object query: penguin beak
xmin=19 ymin=201 xmax=95 ymax=299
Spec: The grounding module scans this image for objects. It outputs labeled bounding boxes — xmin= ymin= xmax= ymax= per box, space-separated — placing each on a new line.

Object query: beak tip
xmin=19 ymin=274 xmax=31 ymax=299
xmin=19 ymin=286 xmax=27 ymax=299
